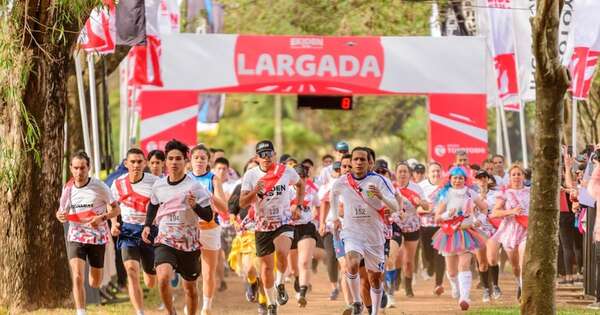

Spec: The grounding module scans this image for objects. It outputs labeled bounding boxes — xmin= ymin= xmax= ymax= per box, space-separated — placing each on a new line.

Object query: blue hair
xmin=436 ymin=166 xmax=468 ymax=203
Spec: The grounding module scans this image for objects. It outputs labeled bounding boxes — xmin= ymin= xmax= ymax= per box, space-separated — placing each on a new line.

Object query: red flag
xmin=127 ymin=35 xmax=163 ymax=87
xmin=78 ymin=1 xmax=116 ymax=54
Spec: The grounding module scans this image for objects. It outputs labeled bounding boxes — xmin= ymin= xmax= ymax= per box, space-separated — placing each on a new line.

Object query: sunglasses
xmin=258 ymin=150 xmax=274 ymax=158
xmin=375 ymin=169 xmax=387 ymax=175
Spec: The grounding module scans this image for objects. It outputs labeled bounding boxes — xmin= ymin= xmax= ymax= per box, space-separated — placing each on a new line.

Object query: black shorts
xmin=67 ymin=242 xmax=106 ymax=268
xmin=402 ymin=229 xmax=421 ymax=242
xmin=255 ymin=225 xmax=294 ymax=257
xmin=122 ymin=246 xmax=156 ymax=275
xmin=154 ymin=244 xmax=201 ymax=281
xmin=384 ymin=239 xmax=390 ymax=258
xmin=291 ymin=223 xmax=319 ymax=250
xmin=391 ymin=223 xmax=403 ymax=246
xmin=316 ymin=233 xmax=325 ymax=249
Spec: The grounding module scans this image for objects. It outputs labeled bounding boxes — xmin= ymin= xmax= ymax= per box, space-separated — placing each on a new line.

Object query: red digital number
xmin=341 ymin=97 xmax=351 ymax=110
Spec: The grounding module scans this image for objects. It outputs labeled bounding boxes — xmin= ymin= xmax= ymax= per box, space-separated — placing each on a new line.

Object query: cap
xmin=256 ymin=140 xmax=275 ymax=154
xmin=406 ymin=158 xmax=419 ymax=168
xmin=475 ymin=169 xmax=490 ymax=179
xmin=374 ymin=159 xmax=388 ymax=171
xmin=279 ymin=153 xmax=290 ymax=163
xmin=333 ymin=161 xmax=342 ymax=170
xmin=335 ymin=141 xmax=349 ymax=152
xmin=413 ymin=163 xmax=426 ymax=173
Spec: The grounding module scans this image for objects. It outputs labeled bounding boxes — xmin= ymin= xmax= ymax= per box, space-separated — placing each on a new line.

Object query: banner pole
xmin=496 ymin=105 xmax=503 ymax=155
xmin=88 ymin=53 xmax=102 ymax=178
xmin=518 ymin=100 xmax=529 ymax=168
xmin=500 ymin=101 xmax=512 ymax=165
xmin=572 ymin=97 xmax=578 ymax=152
xmin=74 ymin=51 xmax=92 ymax=158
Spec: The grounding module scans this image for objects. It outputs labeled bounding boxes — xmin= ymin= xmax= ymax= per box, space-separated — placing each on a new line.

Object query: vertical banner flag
xmin=566 ymin=0 xmax=600 ymax=100
xmin=115 ymin=0 xmax=147 ymax=46
xmin=139 ymin=91 xmax=199 ymax=153
xmin=127 ymin=0 xmax=165 ymax=87
xmin=78 ymin=0 xmax=116 ymax=54
xmin=428 ymin=94 xmax=488 ymax=167
xmin=512 ymin=0 xmax=536 ymax=101
xmin=484 ymin=0 xmax=520 ymax=111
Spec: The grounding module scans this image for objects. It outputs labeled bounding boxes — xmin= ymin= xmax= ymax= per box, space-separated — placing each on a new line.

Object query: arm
xmin=211 ymin=176 xmax=228 ymax=215
xmin=473 ymin=197 xmax=488 ymax=213
xmin=142 ymin=202 xmax=160 ymax=243
xmin=563 ymin=153 xmax=575 ymax=189
xmin=434 ymin=201 xmax=447 ymax=222
xmin=490 ymin=198 xmax=516 ymax=218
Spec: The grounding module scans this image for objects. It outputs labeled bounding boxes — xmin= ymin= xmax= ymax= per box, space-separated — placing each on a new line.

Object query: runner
xmin=489 ymin=164 xmax=530 ymax=301
xmin=322 ymin=154 xmax=335 ymax=168
xmin=330 ymin=147 xmax=400 ymax=315
xmin=111 ymin=148 xmax=159 ymax=315
xmin=418 ymin=161 xmax=445 ymax=296
xmin=412 ymin=163 xmax=427 ymax=185
xmin=288 ymin=163 xmax=320 ymax=307
xmin=393 ymin=161 xmax=427 ymax=298
xmin=240 ymin=140 xmax=306 ymax=315
xmin=141 ymin=139 xmax=214 ymax=315
xmin=188 ymin=144 xmax=229 ymax=314
xmin=147 ymin=150 xmax=166 ymax=177
xmin=432 ymin=166 xmax=488 ymax=311
xmin=56 ymin=151 xmax=121 ymax=315
xmin=473 ymin=170 xmax=498 ymax=303
xmin=491 ymin=155 xmax=509 ymax=187
xmin=317 ymin=141 xmax=350 ymax=186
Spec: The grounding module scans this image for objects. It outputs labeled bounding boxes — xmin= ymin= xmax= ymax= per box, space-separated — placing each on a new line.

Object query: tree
xmin=0 ymin=1 xmax=97 ymax=312
xmin=521 ymin=0 xmax=570 ymax=314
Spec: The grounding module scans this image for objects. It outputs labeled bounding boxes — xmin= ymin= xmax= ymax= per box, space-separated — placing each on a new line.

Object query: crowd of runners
xmin=56 ymin=138 xmax=600 ymax=315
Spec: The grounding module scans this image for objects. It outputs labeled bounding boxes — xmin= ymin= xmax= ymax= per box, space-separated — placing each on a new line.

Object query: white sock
xmin=202 ymin=296 xmax=212 ymax=310
xmin=370 ymin=287 xmax=383 ymax=315
xmin=265 ymin=286 xmax=277 ymax=306
xmin=447 ymin=273 xmax=459 ymax=293
xmin=76 ymin=309 xmax=86 ymax=315
xmin=345 ymin=272 xmax=362 ymax=303
xmin=136 ymin=311 xmax=144 ymax=315
xmin=458 ymin=271 xmax=472 ymax=302
xmin=276 ymin=270 xmax=285 ymax=286
xmin=516 ymin=276 xmax=522 ymax=288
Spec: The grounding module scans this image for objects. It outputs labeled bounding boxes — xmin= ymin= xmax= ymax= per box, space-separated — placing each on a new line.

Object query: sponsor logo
xmin=434 ymin=145 xmax=446 ymax=157
xmin=290 ymin=37 xmax=323 ymax=49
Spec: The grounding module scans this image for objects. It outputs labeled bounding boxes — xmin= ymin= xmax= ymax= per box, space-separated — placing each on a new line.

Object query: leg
xmin=457 ymin=253 xmax=473 ymax=308
xmin=69 ymin=258 xmax=87 ymax=310
xmin=559 ymin=212 xmax=575 ymax=280
xmin=123 ymin=259 xmax=144 ymax=313
xmin=345 ymin=251 xmax=363 ymax=304
xmin=182 ymin=278 xmax=199 ymax=315
xmin=402 ymin=240 xmax=419 ymax=296
xmin=445 ymin=255 xmax=459 ymax=299
xmin=288 ymin=249 xmax=299 ymax=291
xmin=200 ymin=249 xmax=219 ymax=310
xmin=156 ymin=263 xmax=176 ymax=315
xmin=323 ymin=233 xmax=339 ymax=291
xmin=367 ymin=270 xmax=384 ymax=315
xmin=339 ymin=257 xmax=352 ymax=305
xmin=297 ymin=237 xmax=316 ymax=306
xmin=359 ymin=266 xmax=372 ymax=308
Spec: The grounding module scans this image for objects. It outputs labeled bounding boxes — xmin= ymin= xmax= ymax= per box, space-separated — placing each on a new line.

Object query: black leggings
xmin=323 ymin=232 xmax=339 ymax=284
xmin=559 ymin=212 xmax=583 ymax=275
xmin=420 ymin=226 xmax=445 ymax=286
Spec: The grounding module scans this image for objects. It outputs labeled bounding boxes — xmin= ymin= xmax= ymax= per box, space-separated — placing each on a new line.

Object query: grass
xmin=468 ymin=306 xmax=599 ymax=315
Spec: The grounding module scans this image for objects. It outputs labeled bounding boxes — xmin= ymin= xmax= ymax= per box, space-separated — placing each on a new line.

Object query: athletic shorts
xmin=333 ymin=234 xmax=345 ymax=259
xmin=154 ymin=244 xmax=201 ymax=281
xmin=391 ymin=223 xmax=403 ymax=246
xmin=255 ymin=225 xmax=294 ymax=257
xmin=343 ymin=239 xmax=385 ymax=273
xmin=291 ymin=222 xmax=319 ymax=250
xmin=67 ymin=242 xmax=106 ymax=269
xmin=402 ymin=229 xmax=420 ymax=242
xmin=200 ymin=225 xmax=222 ymax=251
xmin=118 ymin=223 xmax=157 ymax=274
xmin=122 ymin=246 xmax=156 ymax=275
xmin=316 ymin=233 xmax=325 ymax=249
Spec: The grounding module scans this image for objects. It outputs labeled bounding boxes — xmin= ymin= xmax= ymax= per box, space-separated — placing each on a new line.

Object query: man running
xmin=330 ymin=147 xmax=400 ymax=315
xmin=147 ymin=150 xmax=165 ymax=177
xmin=240 ymin=140 xmax=305 ymax=315
xmin=317 ymin=141 xmax=350 ymax=186
xmin=56 ymin=151 xmax=121 ymax=315
xmin=141 ymin=139 xmax=214 ymax=315
xmin=111 ymin=148 xmax=159 ymax=315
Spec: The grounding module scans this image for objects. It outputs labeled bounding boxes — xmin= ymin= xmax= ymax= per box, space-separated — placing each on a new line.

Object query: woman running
xmin=489 ymin=164 xmax=530 ymax=301
xmin=432 ymin=166 xmax=488 ymax=311
xmin=393 ymin=162 xmax=427 ymax=297
xmin=189 ymin=145 xmax=228 ymax=315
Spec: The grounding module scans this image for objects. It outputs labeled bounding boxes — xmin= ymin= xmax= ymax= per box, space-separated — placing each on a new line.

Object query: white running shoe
xmin=386 ymin=293 xmax=396 ymax=308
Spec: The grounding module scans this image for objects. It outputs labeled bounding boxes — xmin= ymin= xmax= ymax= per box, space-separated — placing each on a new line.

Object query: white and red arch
xmin=140 ymin=34 xmax=489 ymax=166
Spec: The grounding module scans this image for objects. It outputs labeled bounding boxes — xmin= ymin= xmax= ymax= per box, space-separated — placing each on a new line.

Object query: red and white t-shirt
xmin=111 ymin=173 xmax=158 ymax=225
xmin=392 ymin=181 xmax=424 ymax=233
xmin=60 ymin=177 xmax=115 ymax=245
xmin=150 ymin=175 xmax=211 ymax=252
xmin=241 ymin=164 xmax=300 ymax=232
xmin=289 ymin=179 xmax=320 ymax=225
xmin=418 ymin=180 xmax=441 ymax=227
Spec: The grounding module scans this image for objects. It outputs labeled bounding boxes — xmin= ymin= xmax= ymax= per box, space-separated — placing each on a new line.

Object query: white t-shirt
xmin=494 ymin=173 xmax=509 ymax=187
xmin=241 ymin=165 xmax=300 ymax=232
xmin=223 ymin=178 xmax=240 ymax=196
xmin=111 ymin=173 xmax=158 ymax=225
xmin=150 ymin=175 xmax=211 ymax=251
xmin=317 ymin=165 xmax=334 ymax=186
xmin=61 ymin=177 xmax=115 ymax=245
xmin=289 ymin=180 xmax=321 ymax=225
xmin=393 ymin=181 xmax=424 ymax=233
xmin=331 ymin=172 xmax=396 ymax=246
xmin=418 ymin=180 xmax=441 ymax=227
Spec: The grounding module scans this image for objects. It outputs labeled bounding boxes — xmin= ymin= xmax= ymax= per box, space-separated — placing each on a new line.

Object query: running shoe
xmin=459 ymin=300 xmax=470 ymax=311
xmin=276 ymin=284 xmax=289 ymax=305
xmin=245 ymin=281 xmax=259 ymax=302
xmin=294 ymin=276 xmax=300 ymax=293
xmin=351 ymin=302 xmax=363 ymax=315
xmin=386 ymin=293 xmax=396 ymax=308
xmin=482 ymin=288 xmax=491 ymax=303
xmin=257 ymin=303 xmax=268 ymax=315
xmin=219 ymin=280 xmax=228 ymax=292
xmin=380 ymin=292 xmax=388 ymax=308
xmin=267 ymin=304 xmax=277 ymax=315
xmin=587 ymin=302 xmax=600 ymax=310
xmin=342 ymin=305 xmax=353 ymax=315
xmin=434 ymin=285 xmax=444 ymax=296
xmin=517 ymin=286 xmax=522 ymax=301
xmin=492 ymin=285 xmax=502 ymax=300
xmin=329 ymin=287 xmax=339 ymax=300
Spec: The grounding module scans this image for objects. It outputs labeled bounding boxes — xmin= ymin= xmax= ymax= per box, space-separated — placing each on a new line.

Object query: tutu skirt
xmin=432 ymin=227 xmax=488 ymax=256
xmin=490 ymin=218 xmax=527 ymax=251
xmin=227 ymin=231 xmax=257 ymax=275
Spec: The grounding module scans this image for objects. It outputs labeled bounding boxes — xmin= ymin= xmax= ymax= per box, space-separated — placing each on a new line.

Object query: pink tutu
xmin=490 ymin=218 xmax=527 ymax=251
xmin=432 ymin=227 xmax=488 ymax=256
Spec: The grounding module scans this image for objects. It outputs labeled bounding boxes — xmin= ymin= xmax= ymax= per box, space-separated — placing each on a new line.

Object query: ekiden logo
xmin=434 ymin=145 xmax=446 ymax=157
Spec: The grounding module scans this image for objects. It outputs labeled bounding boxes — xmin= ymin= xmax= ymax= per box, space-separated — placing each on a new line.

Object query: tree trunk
xmin=521 ymin=0 xmax=570 ymax=314
xmin=0 ymin=1 xmax=96 ymax=312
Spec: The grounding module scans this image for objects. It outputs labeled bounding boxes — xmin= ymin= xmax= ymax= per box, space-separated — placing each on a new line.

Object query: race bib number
xmin=353 ymin=206 xmax=368 ymax=218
